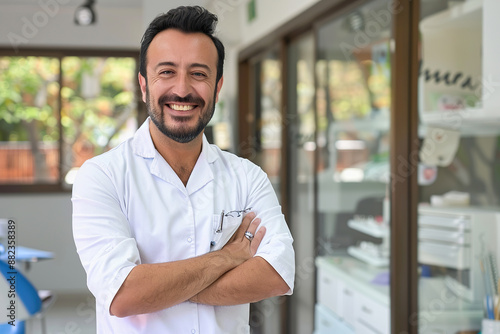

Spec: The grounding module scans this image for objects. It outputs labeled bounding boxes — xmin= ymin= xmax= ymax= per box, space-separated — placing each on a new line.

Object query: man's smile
xmin=168 ymin=104 xmax=196 ymax=111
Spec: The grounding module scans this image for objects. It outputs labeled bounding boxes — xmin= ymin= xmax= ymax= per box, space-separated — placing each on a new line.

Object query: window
xmin=0 ymin=50 xmax=140 ymax=192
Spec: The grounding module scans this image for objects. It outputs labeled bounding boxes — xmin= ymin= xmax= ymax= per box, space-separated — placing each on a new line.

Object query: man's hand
xmin=220 ymin=212 xmax=266 ymax=263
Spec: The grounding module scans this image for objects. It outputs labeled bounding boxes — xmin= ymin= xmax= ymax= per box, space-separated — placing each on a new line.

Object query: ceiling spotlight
xmin=75 ymin=0 xmax=97 ymax=26
xmin=345 ymin=10 xmax=365 ymax=32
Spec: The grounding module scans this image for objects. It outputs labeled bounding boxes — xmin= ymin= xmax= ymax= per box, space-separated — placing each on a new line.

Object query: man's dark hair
xmin=140 ymin=6 xmax=225 ymax=84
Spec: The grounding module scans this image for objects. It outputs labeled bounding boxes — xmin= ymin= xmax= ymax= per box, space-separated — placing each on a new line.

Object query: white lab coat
xmin=72 ymin=118 xmax=295 ymax=334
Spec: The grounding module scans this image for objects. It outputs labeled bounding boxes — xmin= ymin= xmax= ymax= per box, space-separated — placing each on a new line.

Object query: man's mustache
xmin=158 ymin=94 xmax=205 ymax=107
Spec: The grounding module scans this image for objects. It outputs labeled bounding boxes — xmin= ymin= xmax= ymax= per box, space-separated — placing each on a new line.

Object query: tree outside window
xmin=0 ymin=52 xmax=139 ymax=192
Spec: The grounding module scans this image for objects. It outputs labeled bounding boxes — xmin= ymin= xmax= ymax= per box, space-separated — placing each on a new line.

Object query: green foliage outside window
xmin=0 ymin=55 xmax=138 ymax=187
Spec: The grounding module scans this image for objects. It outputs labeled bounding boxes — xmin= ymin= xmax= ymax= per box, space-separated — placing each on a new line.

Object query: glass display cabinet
xmin=417 ymin=0 xmax=500 ymax=332
xmin=313 ymin=1 xmax=393 ymax=333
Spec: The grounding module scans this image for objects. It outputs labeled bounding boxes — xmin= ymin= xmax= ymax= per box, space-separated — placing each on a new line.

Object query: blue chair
xmin=0 ymin=260 xmax=54 ymax=334
xmin=0 ymin=321 xmax=26 ymax=334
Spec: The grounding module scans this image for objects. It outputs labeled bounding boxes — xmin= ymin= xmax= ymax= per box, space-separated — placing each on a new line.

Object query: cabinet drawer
xmin=419 ymin=241 xmax=471 ymax=269
xmin=419 ymin=227 xmax=470 ymax=244
xmin=355 ymin=321 xmax=388 ymax=334
xmin=419 ymin=214 xmax=470 ymax=230
xmin=354 ymin=293 xmax=390 ymax=334
xmin=314 ymin=304 xmax=354 ymax=334
xmin=317 ymin=266 xmax=338 ymax=314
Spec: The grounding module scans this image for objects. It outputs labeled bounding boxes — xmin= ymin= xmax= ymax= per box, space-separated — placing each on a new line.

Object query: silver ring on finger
xmin=244 ymin=231 xmax=254 ymax=241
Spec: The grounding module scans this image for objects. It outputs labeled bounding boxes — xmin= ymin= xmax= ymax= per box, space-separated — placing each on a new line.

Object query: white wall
xmin=0 ymin=194 xmax=86 ymax=293
xmin=237 ymin=0 xmax=321 ymax=49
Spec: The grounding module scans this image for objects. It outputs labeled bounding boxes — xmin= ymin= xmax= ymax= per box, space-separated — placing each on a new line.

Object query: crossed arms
xmin=109 ymin=213 xmax=290 ymax=318
xmin=73 ymin=156 xmax=294 ymax=319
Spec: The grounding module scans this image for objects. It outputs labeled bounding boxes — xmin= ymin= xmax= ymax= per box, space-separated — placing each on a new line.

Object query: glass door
xmin=417 ymin=0 xmax=500 ymax=332
xmin=286 ymin=32 xmax=316 ymax=334
xmin=314 ymin=1 xmax=393 ymax=333
xmin=248 ymin=49 xmax=284 ymax=334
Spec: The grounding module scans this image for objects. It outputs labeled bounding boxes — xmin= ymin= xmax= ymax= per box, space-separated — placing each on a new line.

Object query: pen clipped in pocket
xmin=210 ymin=213 xmax=242 ymax=251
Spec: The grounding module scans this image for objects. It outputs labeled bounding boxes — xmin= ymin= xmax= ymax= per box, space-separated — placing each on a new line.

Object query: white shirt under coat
xmin=72 ymin=118 xmax=295 ymax=334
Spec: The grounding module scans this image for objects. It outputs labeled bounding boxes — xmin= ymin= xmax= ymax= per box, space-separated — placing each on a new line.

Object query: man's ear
xmin=215 ymin=76 xmax=224 ymax=103
xmin=138 ymin=72 xmax=147 ymax=103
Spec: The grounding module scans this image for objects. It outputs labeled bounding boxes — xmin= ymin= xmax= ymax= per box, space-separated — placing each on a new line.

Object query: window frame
xmin=0 ymin=47 xmax=143 ymax=193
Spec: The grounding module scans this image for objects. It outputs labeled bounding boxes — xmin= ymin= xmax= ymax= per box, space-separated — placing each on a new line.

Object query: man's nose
xmin=171 ymin=74 xmax=191 ymax=97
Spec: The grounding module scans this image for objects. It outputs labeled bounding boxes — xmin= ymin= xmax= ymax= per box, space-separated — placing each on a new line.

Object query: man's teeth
xmin=169 ymin=104 xmax=195 ymax=111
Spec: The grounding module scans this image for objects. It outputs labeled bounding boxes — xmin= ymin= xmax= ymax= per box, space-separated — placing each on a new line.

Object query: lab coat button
xmin=187 ymin=237 xmax=192 ymax=243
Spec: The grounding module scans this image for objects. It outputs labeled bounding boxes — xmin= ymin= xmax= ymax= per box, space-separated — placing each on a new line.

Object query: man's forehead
xmin=149 ymin=29 xmax=217 ymax=60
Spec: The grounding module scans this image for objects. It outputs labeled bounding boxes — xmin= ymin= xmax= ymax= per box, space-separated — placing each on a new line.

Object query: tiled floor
xmin=26 ymin=292 xmax=96 ymax=334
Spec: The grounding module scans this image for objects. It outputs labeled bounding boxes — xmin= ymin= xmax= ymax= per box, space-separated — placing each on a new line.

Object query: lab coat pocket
xmin=210 ymin=214 xmax=242 ymax=251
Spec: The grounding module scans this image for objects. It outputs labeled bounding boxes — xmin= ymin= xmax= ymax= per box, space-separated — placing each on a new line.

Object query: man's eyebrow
xmin=190 ymin=63 xmax=212 ymax=73
xmin=155 ymin=61 xmax=176 ymax=70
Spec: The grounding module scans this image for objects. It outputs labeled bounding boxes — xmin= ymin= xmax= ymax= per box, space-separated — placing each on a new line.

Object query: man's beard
xmin=146 ymin=87 xmax=216 ymax=144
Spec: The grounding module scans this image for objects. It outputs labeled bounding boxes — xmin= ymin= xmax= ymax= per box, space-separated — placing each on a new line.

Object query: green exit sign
xmin=247 ymin=0 xmax=256 ymax=22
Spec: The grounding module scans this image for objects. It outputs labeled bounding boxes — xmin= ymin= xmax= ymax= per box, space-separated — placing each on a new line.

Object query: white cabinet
xmin=418 ymin=206 xmax=499 ymax=303
xmin=315 ymin=256 xmax=483 ymax=334
xmin=315 ymin=256 xmax=390 ymax=334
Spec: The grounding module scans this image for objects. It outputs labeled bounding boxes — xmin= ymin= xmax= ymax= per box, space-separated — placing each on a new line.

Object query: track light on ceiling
xmin=75 ymin=0 xmax=97 ymax=26
xmin=345 ymin=10 xmax=364 ymax=33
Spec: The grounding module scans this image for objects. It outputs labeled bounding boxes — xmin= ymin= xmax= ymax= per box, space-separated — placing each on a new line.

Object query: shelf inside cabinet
xmin=347 ymin=246 xmax=389 ymax=267
xmin=347 ymin=219 xmax=388 ymax=238
xmin=347 ymin=219 xmax=390 ymax=267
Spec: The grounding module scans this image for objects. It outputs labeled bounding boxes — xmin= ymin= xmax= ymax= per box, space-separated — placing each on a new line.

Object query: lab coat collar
xmin=131 ymin=118 xmax=152 ymax=158
xmin=201 ymin=132 xmax=219 ymax=164
xmin=132 ymin=118 xmax=219 ymax=163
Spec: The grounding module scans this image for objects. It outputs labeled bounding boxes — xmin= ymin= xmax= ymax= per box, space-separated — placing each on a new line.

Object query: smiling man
xmin=72 ymin=6 xmax=295 ymax=334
